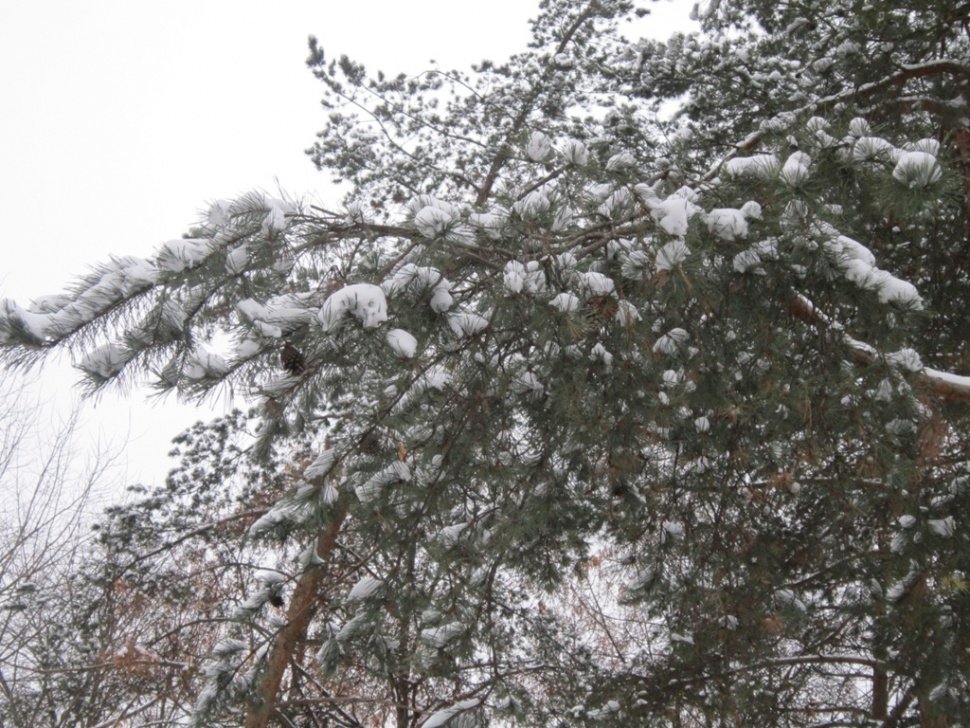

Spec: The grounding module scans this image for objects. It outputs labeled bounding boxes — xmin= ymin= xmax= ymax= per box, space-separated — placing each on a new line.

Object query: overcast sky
xmin=0 ymin=0 xmax=692 ymax=492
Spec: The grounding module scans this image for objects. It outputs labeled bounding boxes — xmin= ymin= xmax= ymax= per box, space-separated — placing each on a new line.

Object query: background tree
xmin=0 ymin=382 xmax=123 ymax=727
xmin=2 ymin=0 xmax=969 ymax=725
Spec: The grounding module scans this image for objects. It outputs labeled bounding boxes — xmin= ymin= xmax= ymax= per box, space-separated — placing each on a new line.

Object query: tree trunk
xmin=954 ymin=127 xmax=970 ymax=242
xmin=244 ymin=502 xmax=348 ymax=728
xmin=872 ymin=665 xmax=888 ymax=720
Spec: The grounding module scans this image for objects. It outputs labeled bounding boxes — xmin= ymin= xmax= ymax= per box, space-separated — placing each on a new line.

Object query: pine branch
xmin=664 ymin=653 xmax=883 ymax=687
xmin=475 ymin=2 xmax=606 ymax=206
xmin=788 ymin=294 xmax=970 ymax=404
xmin=703 ymin=58 xmax=970 ymax=183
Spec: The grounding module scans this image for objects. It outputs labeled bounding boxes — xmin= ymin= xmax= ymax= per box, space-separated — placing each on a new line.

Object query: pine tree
xmin=2 ymin=0 xmax=969 ymax=724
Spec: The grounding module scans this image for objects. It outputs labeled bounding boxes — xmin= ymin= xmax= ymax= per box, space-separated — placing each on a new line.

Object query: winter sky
xmin=0 ymin=0 xmax=692 ymax=492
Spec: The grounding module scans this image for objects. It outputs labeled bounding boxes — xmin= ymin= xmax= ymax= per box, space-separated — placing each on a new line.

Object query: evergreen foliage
xmin=2 ymin=0 xmax=969 ymax=725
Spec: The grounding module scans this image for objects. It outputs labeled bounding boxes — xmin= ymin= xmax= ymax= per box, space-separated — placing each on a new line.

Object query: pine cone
xmin=281 ymin=342 xmax=306 ymax=375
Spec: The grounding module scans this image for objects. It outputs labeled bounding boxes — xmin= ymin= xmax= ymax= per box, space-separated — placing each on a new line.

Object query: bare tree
xmin=0 ymin=379 xmax=122 ymax=727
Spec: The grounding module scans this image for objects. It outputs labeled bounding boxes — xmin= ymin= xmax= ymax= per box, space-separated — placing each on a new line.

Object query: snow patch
xmin=184 ymin=347 xmax=228 ymax=380
xmin=319 ymin=284 xmax=388 ymax=331
xmin=827 ymin=235 xmax=921 ymax=307
xmin=448 ymin=311 xmax=489 ymax=337
xmin=852 ymin=136 xmax=897 ymax=163
xmin=420 ymin=622 xmax=464 ymax=648
xmin=892 ymin=151 xmax=942 ymax=187
xmin=347 ymin=576 xmax=383 ymax=602
xmin=1 ymin=300 xmax=51 ymax=342
xmin=305 ymin=449 xmax=337 ymax=479
xmin=653 ymin=328 xmax=689 ymax=355
xmin=382 ymin=264 xmax=453 ymax=312
xmin=606 ymin=150 xmax=636 ymax=170
xmin=615 ymin=300 xmax=640 ymax=326
xmin=77 ymin=343 xmax=132 ymax=380
xmin=887 ymin=348 xmax=923 ymax=372
xmin=928 ymin=517 xmax=955 ymax=538
xmin=157 ymin=238 xmax=213 ymax=273
xmin=722 ymin=154 xmax=779 ymax=179
xmin=525 ymin=131 xmax=552 ymax=161
xmin=549 ymin=292 xmax=580 ymax=313
xmin=422 ymin=699 xmax=480 ymax=728
xmin=225 ymin=243 xmax=250 ymax=274
xmin=652 ymin=196 xmax=691 ymax=236
xmin=503 ymin=260 xmax=545 ymax=294
xmin=561 ymin=139 xmax=589 ymax=166
xmin=467 ymin=208 xmax=509 ymax=238
xmin=656 ymin=240 xmax=690 ymax=271
xmin=780 ymin=151 xmax=811 ymax=186
xmin=848 ymin=117 xmax=871 ymax=137
xmin=579 ymin=272 xmax=615 ymax=297
xmin=260 ymin=203 xmax=287 ymax=237
xmin=590 ymin=343 xmax=613 ymax=370
xmin=598 ymin=187 xmax=634 ymax=218
xmin=706 ymin=208 xmax=748 ymax=241
xmin=513 ymin=189 xmax=552 ymax=219
xmin=386 ymin=328 xmax=418 ymax=358
xmin=355 ymin=461 xmax=411 ymax=503
xmin=740 ymin=200 xmax=762 ymax=220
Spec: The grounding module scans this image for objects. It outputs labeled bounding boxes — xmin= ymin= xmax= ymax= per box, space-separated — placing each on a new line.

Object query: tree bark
xmin=872 ymin=664 xmax=888 ymax=720
xmin=244 ymin=502 xmax=348 ymax=728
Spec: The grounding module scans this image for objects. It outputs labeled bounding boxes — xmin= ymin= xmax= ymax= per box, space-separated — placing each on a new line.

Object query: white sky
xmin=0 ymin=0 xmax=692 ymax=491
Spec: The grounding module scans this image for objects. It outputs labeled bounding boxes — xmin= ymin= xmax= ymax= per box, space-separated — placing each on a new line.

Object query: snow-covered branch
xmin=788 ymin=294 xmax=970 ymax=404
